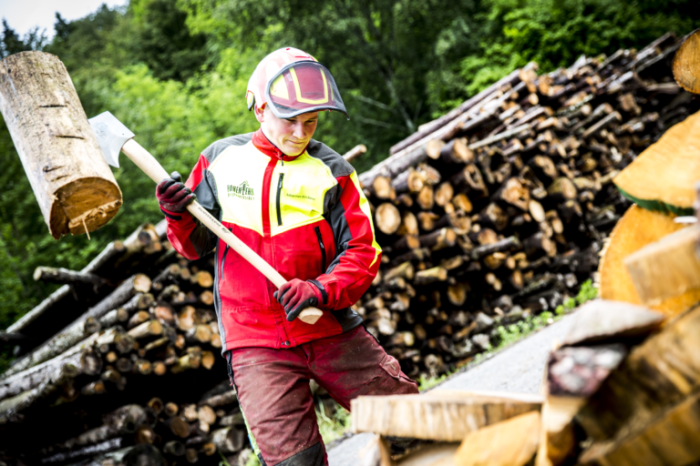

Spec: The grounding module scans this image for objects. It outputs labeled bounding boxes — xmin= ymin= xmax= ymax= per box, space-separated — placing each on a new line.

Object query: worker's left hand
xmin=274 ymin=279 xmax=323 ymax=322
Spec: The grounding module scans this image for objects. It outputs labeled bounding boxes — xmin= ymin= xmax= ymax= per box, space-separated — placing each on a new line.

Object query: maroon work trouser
xmin=227 ymin=325 xmax=419 ymax=465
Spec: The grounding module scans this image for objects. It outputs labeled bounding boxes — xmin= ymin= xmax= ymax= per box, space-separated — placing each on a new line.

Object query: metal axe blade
xmin=88 ymin=111 xmax=135 ymax=168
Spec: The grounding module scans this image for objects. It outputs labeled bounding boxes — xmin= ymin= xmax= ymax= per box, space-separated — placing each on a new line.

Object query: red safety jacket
xmin=162 ymin=129 xmax=382 ymax=352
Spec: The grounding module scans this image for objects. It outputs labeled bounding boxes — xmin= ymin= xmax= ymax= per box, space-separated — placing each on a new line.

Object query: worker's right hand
xmin=156 ymin=171 xmax=195 ymax=213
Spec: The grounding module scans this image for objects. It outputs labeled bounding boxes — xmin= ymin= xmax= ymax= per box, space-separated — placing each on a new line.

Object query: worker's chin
xmin=284 ymin=142 xmax=307 ymax=156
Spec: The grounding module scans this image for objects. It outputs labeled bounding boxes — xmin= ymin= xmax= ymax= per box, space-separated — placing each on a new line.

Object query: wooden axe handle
xmin=120 ymin=138 xmax=323 ymax=325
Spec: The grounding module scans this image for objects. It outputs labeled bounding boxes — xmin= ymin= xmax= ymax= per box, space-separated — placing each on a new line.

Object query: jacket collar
xmin=252 ymin=128 xmax=308 ymax=162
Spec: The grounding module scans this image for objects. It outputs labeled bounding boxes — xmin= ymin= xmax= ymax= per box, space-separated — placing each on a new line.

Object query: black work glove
xmin=156 ymin=171 xmax=195 ymax=213
xmin=274 ymin=279 xmax=323 ymax=322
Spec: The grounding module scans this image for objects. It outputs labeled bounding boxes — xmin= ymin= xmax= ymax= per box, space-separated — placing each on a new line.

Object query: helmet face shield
xmin=265 ymin=61 xmax=348 ymax=119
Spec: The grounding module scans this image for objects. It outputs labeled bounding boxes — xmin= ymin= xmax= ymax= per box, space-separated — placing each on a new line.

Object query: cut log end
xmin=58 ymin=179 xmax=123 ymax=238
xmin=375 ymin=203 xmax=402 ymax=235
xmin=0 ymin=52 xmax=124 ymax=240
xmin=673 ymin=29 xmax=700 ymax=94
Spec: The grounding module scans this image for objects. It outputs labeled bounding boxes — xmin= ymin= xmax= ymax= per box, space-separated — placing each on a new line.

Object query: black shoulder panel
xmin=306 ymin=139 xmax=354 ymax=178
xmin=202 ymin=133 xmax=254 ymax=164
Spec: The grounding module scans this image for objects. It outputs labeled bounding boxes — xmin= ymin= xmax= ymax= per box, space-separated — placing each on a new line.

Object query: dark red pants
xmin=227 ymin=325 xmax=419 ymax=465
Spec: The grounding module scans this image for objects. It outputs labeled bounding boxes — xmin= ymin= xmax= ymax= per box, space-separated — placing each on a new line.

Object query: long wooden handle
xmin=120 ymin=139 xmax=323 ymax=325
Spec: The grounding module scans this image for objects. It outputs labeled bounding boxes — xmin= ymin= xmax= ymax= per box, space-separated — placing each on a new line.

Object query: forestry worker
xmin=155 ymin=47 xmax=418 ymax=466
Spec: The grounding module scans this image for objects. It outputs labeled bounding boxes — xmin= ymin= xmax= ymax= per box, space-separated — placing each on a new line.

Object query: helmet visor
xmin=265 ymin=61 xmax=348 ymax=119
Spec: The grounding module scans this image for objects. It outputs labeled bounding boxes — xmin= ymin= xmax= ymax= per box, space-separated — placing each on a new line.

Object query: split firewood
xmin=351 ymin=390 xmax=542 ymax=441
xmin=624 ymin=225 xmax=700 ymax=304
xmin=560 ymin=299 xmax=664 ymax=346
xmin=535 ymin=396 xmax=585 ymax=466
xmin=547 ymin=345 xmax=627 ymax=398
xmin=577 ymin=304 xmax=700 ymax=442
xmin=454 ymin=411 xmax=541 ymax=466
xmin=578 ymin=389 xmax=700 ymax=466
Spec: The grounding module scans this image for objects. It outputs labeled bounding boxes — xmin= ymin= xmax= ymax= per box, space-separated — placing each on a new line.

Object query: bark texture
xmin=0 ymin=51 xmax=121 ymax=238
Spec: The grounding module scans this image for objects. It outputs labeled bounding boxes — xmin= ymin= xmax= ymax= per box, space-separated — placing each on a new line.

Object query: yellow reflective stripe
xmin=350 ymin=171 xmax=382 ymax=268
xmin=290 ymin=67 xmax=329 ymax=104
xmin=271 ymin=153 xmax=334 ymax=237
xmin=270 ymin=74 xmax=290 ymax=100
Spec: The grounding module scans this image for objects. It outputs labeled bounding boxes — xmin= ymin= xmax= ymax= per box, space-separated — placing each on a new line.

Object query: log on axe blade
xmin=88 ymin=111 xmax=323 ymax=325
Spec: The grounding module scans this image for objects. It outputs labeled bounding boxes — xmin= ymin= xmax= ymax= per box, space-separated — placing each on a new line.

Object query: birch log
xmin=0 ymin=51 xmax=121 ymax=238
xmin=1 ymin=274 xmax=150 ymax=377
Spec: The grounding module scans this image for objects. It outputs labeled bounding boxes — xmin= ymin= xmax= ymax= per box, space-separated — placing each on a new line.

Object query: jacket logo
xmin=227 ymin=181 xmax=254 ymax=200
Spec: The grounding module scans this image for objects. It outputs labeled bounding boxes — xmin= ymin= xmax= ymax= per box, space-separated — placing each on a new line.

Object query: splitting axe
xmin=89 ymin=111 xmax=324 ymax=325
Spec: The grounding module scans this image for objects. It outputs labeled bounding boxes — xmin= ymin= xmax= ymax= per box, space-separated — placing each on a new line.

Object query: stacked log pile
xmin=0 ymin=225 xmax=256 ymax=465
xmin=354 ymin=31 xmax=700 ymax=379
xmin=0 ymin=31 xmax=698 ymax=465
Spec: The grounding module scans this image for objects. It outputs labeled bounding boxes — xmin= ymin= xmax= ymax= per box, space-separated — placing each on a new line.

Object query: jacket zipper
xmin=315 ymin=226 xmax=326 ymax=272
xmin=276 ymin=173 xmax=285 ymax=226
xmin=219 ymin=229 xmax=232 ymax=283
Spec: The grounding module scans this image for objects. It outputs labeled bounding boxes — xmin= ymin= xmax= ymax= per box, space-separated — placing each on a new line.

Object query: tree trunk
xmin=33 ymin=266 xmax=106 ymax=288
xmin=0 ymin=51 xmax=121 ymax=238
xmin=342 ymin=144 xmax=367 ymax=163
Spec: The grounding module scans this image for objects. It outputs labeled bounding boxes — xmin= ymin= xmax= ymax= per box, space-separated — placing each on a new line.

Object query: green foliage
xmin=244 ymin=453 xmax=261 ymax=466
xmin=130 ymin=0 xmax=210 ymax=82
xmin=457 ymin=0 xmax=699 ymax=100
xmin=418 ymin=370 xmax=454 ymax=391
xmin=0 ymin=20 xmax=46 ymax=57
xmin=178 ymin=0 xmax=483 ymax=170
xmin=316 ymin=404 xmax=351 ymax=444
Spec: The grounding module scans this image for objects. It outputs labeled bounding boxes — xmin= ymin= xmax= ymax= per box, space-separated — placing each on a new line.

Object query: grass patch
xmin=418 ymin=371 xmax=453 ymax=391
xmin=317 ymin=404 xmax=351 ymax=444
xmin=244 ymin=453 xmax=260 ymax=466
xmin=490 ymin=279 xmax=598 ymax=354
xmin=237 ymin=404 xmax=351 ymax=466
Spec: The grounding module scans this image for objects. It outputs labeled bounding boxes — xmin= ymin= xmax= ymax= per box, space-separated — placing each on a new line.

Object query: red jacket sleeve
xmin=315 ymin=171 xmax=382 ymax=309
xmin=162 ymin=155 xmax=218 ymax=260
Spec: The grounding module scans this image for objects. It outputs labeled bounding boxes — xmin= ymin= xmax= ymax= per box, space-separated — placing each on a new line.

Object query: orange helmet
xmin=246 ymin=47 xmax=348 ymax=119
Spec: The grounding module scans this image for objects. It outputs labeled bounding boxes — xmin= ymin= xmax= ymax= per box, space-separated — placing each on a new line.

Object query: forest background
xmin=0 ymin=0 xmax=698 ymax=360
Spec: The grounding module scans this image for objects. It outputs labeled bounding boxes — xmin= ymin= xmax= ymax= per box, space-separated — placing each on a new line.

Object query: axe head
xmin=88 ymin=111 xmax=134 ymax=168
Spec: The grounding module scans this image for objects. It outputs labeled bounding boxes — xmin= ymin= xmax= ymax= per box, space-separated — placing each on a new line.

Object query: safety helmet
xmin=246 ymin=47 xmax=348 ymax=119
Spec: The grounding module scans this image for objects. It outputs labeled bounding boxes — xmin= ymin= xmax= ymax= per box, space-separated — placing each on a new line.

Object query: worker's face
xmin=255 ymin=105 xmax=319 ymax=156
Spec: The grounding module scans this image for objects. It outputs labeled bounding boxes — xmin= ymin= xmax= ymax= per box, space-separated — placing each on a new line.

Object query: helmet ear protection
xmin=247 ymin=48 xmax=348 ymax=119
xmin=246 ymin=90 xmax=256 ymax=111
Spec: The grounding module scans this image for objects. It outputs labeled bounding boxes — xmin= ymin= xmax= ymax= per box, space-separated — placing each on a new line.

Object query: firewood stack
xmin=354 ymin=31 xmax=700 ymax=379
xmin=0 ymin=223 xmax=256 ymax=465
xmin=0 ymin=31 xmax=698 ymax=466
